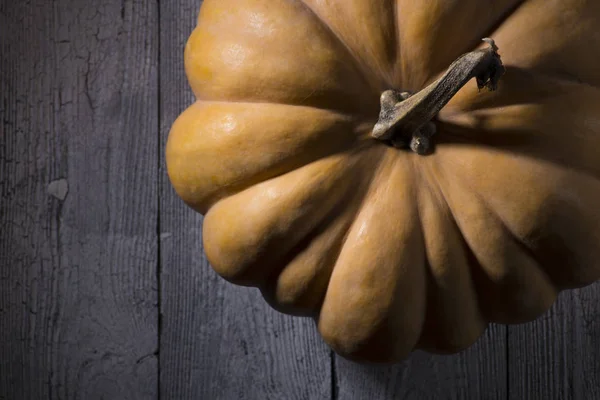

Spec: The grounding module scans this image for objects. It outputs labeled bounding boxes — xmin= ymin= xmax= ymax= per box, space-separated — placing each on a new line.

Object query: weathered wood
xmin=0 ymin=1 xmax=159 ymax=399
xmin=334 ymin=325 xmax=507 ymax=399
xmin=508 ymin=283 xmax=600 ymax=399
xmin=158 ymin=2 xmax=331 ymax=399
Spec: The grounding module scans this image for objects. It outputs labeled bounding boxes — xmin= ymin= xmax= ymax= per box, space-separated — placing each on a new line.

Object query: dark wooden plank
xmin=508 ymin=283 xmax=600 ymax=399
xmin=335 ymin=325 xmax=507 ymax=399
xmin=1 ymin=0 xmax=159 ymax=398
xmin=158 ymin=2 xmax=332 ymax=399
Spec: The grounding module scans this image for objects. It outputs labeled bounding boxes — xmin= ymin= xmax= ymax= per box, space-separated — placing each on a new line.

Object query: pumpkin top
xmin=167 ymin=0 xmax=600 ymax=362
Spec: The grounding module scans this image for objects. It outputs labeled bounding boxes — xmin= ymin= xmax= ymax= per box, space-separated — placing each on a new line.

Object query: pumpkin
xmin=166 ymin=0 xmax=600 ymax=363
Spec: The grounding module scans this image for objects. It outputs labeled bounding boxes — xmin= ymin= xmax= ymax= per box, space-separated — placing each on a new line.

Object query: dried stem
xmin=372 ymin=38 xmax=505 ymax=154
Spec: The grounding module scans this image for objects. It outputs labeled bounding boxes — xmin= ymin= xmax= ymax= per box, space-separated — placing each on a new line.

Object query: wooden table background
xmin=2 ymin=1 xmax=600 ymax=399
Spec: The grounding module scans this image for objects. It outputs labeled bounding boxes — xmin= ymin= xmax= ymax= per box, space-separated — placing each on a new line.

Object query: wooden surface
xmin=1 ymin=0 xmax=159 ymax=399
xmin=2 ymin=0 xmax=600 ymax=399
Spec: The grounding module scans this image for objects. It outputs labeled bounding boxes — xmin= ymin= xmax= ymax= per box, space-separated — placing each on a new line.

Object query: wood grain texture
xmin=158 ymin=1 xmax=331 ymax=399
xmin=508 ymin=283 xmax=600 ymax=399
xmin=334 ymin=325 xmax=507 ymax=399
xmin=0 ymin=0 xmax=159 ymax=399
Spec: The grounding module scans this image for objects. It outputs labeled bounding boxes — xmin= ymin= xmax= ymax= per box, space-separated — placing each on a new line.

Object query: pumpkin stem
xmin=371 ymin=38 xmax=505 ymax=155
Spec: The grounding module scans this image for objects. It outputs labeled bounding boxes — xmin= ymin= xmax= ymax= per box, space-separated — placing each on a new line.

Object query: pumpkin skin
xmin=166 ymin=0 xmax=600 ymax=363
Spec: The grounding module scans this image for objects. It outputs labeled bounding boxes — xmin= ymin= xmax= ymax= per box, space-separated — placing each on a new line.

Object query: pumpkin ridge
xmin=394 ymin=0 xmax=524 ymax=90
xmin=491 ymin=0 xmax=600 ymax=88
xmin=185 ymin=0 xmax=379 ymax=115
xmin=289 ymin=148 xmax=388 ymax=319
xmin=411 ymin=159 xmax=487 ymax=350
xmin=409 ymin=158 xmax=434 ymax=349
xmin=436 ymin=74 xmax=600 ymax=181
xmin=316 ymin=146 xmax=392 ymax=306
xmin=443 ymin=68 xmax=600 ymax=115
xmin=318 ymin=154 xmax=427 ymax=362
xmin=421 ymin=157 xmax=506 ymax=323
xmin=194 ymin=97 xmax=381 ymax=118
xmin=434 ymin=160 xmax=557 ymax=323
xmin=413 ymin=0 xmax=526 ymax=85
xmin=297 ymin=0 xmax=385 ymax=95
xmin=470 ymin=182 xmax=556 ymax=292
xmin=260 ymin=179 xmax=367 ymax=316
xmin=481 ymin=213 xmax=557 ymax=323
xmin=529 ymin=69 xmax=600 ymax=91
xmin=166 ymin=100 xmax=376 ymax=214
xmin=202 ymin=145 xmax=379 ymax=287
xmin=464 ymin=0 xmax=528 ymax=64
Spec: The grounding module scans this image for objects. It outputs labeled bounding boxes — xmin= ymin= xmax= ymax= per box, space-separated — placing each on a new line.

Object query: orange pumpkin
xmin=166 ymin=0 xmax=600 ymax=363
